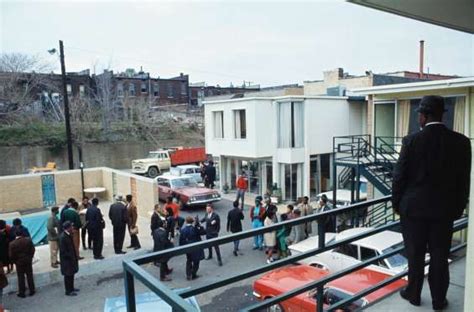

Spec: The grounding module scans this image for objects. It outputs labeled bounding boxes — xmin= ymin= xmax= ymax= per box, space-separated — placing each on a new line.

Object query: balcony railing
xmin=122 ymin=195 xmax=468 ymax=312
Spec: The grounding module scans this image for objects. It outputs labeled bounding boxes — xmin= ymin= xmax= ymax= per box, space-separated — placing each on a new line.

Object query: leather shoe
xmin=65 ymin=292 xmax=77 ymax=296
xmin=160 ymin=276 xmax=172 ymax=282
xmin=73 ymin=288 xmax=80 ymax=292
xmin=233 ymin=251 xmax=238 ymax=257
xmin=192 ymin=274 xmax=200 ymax=280
xmin=78 ymin=256 xmax=85 ymax=260
xmin=399 ymin=289 xmax=420 ymax=306
xmin=186 ymin=276 xmax=192 ymax=281
xmin=218 ymin=260 xmax=223 ymax=266
xmin=433 ymin=299 xmax=448 ymax=311
xmin=29 ymin=291 xmax=36 ymax=296
xmin=126 ymin=245 xmax=133 ymax=249
xmin=17 ymin=293 xmax=26 ymax=298
xmin=94 ymin=256 xmax=105 ymax=260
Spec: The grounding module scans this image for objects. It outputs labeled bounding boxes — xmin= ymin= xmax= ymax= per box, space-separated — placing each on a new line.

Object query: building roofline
xmin=349 ymin=77 xmax=474 ymax=95
xmin=203 ymin=95 xmax=348 ymax=105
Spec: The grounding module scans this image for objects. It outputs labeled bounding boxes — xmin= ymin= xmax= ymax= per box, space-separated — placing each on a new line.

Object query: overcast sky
xmin=1 ymin=0 xmax=473 ymax=86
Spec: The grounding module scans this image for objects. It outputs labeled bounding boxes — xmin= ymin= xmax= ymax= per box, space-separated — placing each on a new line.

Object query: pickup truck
xmin=132 ymin=147 xmax=206 ymax=178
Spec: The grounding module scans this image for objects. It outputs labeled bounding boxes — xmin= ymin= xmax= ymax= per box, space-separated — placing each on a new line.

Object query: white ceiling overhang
xmin=347 ymin=0 xmax=474 ymax=34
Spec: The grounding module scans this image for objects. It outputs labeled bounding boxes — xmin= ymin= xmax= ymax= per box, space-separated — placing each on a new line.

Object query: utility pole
xmin=59 ymin=40 xmax=74 ymax=169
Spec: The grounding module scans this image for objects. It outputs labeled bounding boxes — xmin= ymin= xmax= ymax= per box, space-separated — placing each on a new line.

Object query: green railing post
xmin=124 ymin=267 xmax=136 ymax=312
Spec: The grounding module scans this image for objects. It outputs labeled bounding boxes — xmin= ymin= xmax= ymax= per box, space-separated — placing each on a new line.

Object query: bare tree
xmin=0 ymin=53 xmax=55 ymax=124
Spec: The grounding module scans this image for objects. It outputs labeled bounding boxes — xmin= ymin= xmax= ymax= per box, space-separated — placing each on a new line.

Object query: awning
xmin=347 ymin=0 xmax=474 ymax=34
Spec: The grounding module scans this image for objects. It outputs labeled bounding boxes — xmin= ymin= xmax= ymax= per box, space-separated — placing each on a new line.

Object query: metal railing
xmin=122 ymin=196 xmax=468 ymax=312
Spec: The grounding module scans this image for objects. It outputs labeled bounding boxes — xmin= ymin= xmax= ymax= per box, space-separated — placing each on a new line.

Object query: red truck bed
xmin=169 ymin=147 xmax=207 ymax=165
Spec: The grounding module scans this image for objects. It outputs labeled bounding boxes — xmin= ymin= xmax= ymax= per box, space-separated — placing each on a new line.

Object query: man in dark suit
xmin=9 ymin=230 xmax=35 ymax=298
xmin=392 ymin=95 xmax=471 ymax=310
xmin=86 ymin=198 xmax=105 ymax=260
xmin=227 ymin=201 xmax=244 ymax=256
xmin=59 ymin=221 xmax=79 ymax=296
xmin=152 ymin=218 xmax=173 ymax=281
xmin=179 ymin=216 xmax=206 ymax=280
xmin=201 ymin=204 xmax=222 ymax=266
xmin=108 ymin=195 xmax=129 ymax=254
xmin=204 ymin=161 xmax=216 ymax=189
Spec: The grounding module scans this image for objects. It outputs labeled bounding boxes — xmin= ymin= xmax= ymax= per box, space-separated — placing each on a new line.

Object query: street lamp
xmin=48 ymin=40 xmax=74 ymax=170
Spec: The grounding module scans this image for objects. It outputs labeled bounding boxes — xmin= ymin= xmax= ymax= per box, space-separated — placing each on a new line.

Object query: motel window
xmin=278 ymin=101 xmax=304 ymax=148
xmin=141 ymin=82 xmax=147 ymax=94
xmin=213 ymin=111 xmax=224 ymax=138
xmin=234 ymin=109 xmax=246 ymax=139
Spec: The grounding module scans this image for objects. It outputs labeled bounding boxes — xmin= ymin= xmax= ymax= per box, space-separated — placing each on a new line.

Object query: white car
xmin=170 ymin=165 xmax=203 ymax=184
xmin=289 ymin=227 xmax=417 ymax=276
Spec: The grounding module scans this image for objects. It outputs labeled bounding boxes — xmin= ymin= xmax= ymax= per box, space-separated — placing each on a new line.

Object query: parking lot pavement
xmin=2 ymin=198 xmax=273 ymax=311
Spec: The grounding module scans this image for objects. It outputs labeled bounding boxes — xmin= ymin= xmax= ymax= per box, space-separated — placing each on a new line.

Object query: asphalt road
xmin=3 ymin=199 xmax=270 ymax=312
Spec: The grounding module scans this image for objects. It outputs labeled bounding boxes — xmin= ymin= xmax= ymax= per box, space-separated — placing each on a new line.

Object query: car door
xmin=157 ymin=178 xmax=172 ymax=200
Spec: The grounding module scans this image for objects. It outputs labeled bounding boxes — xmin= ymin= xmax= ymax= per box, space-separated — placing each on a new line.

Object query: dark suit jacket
xmin=227 ymin=207 xmax=244 ymax=233
xmin=109 ymin=202 xmax=128 ymax=227
xmin=201 ymin=212 xmax=220 ymax=237
xmin=9 ymin=236 xmax=35 ymax=269
xmin=179 ymin=224 xmax=206 ymax=261
xmin=86 ymin=205 xmax=104 ymax=233
xmin=59 ymin=231 xmax=79 ymax=276
xmin=392 ymin=124 xmax=471 ymax=220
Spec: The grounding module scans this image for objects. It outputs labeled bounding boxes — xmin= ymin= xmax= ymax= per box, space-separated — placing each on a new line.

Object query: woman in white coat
xmin=264 ymin=210 xmax=277 ymax=264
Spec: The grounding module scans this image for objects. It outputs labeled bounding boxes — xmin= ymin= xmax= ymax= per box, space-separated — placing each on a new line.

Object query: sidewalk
xmin=2 ymin=201 xmax=154 ymax=295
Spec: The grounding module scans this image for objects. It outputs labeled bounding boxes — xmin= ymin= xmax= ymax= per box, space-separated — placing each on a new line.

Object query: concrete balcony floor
xmin=366 ymin=257 xmax=465 ymax=311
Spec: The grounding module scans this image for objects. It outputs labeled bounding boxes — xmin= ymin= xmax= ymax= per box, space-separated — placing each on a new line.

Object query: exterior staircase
xmin=333 ymin=135 xmax=401 ymax=227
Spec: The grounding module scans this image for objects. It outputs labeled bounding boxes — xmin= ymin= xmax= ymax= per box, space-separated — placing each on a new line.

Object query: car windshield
xmin=171 ymin=178 xmax=197 ymax=188
xmin=147 ymin=152 xmax=159 ymax=159
xmin=382 ymin=242 xmax=408 ymax=268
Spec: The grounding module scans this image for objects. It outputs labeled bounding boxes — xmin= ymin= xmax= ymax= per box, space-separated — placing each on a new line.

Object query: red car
xmin=253 ymin=265 xmax=407 ymax=311
xmin=156 ymin=174 xmax=221 ymax=207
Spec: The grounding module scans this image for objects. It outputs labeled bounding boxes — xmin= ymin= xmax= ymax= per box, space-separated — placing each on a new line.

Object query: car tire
xmin=267 ymin=303 xmax=284 ymax=312
xmin=147 ymin=166 xmax=159 ymax=178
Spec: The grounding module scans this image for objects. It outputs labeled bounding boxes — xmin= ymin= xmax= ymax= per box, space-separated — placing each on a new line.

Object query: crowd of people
xmin=0 ymin=193 xmax=140 ymax=304
xmin=0 ymin=184 xmax=329 ymax=306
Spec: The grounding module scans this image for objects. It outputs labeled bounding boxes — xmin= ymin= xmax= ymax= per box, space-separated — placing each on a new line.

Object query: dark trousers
xmin=400 ymin=216 xmax=454 ymax=307
xmin=185 ymin=256 xmax=200 ymax=278
xmin=159 ymin=260 xmax=170 ymax=279
xmin=17 ymin=265 xmax=35 ymax=295
xmin=206 ymin=234 xmax=222 ymax=261
xmin=89 ymin=229 xmax=104 ymax=258
xmin=64 ymin=275 xmax=75 ymax=294
xmin=113 ymin=225 xmax=126 ymax=253
xmin=81 ymin=227 xmax=91 ymax=249
xmin=128 ymin=225 xmax=141 ymax=248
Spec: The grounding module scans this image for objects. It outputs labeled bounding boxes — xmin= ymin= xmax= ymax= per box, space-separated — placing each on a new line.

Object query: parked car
xmin=253 ymin=264 xmax=407 ymax=311
xmin=288 ymin=227 xmax=419 ymax=277
xmin=156 ymin=175 xmax=220 ymax=207
xmin=170 ymin=165 xmax=203 ymax=184
xmin=132 ymin=147 xmax=207 ymax=178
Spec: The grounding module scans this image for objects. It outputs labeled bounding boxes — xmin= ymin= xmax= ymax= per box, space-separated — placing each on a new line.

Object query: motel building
xmin=203 ymin=95 xmax=367 ymax=201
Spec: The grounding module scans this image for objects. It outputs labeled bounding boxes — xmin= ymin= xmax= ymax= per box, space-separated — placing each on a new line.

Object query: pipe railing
xmin=122 ymin=195 xmax=467 ymax=312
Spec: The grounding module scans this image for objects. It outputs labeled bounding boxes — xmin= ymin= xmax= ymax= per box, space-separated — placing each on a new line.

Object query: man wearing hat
xmin=109 ymin=195 xmax=129 ymax=254
xmin=393 ymin=95 xmax=471 ymax=310
xmin=59 ymin=221 xmax=79 ymax=296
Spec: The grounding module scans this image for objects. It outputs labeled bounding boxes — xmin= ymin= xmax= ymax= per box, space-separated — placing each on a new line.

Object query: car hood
xmin=173 ymin=187 xmax=219 ymax=196
xmin=132 ymin=158 xmax=158 ymax=164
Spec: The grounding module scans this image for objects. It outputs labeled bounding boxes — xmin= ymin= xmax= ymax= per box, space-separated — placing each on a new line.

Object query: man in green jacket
xmin=47 ymin=206 xmax=60 ymax=268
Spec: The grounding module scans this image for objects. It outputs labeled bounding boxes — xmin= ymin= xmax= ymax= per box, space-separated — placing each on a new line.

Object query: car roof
xmin=176 ymin=165 xmax=199 ymax=169
xmin=288 ymin=233 xmax=337 ymax=253
xmin=157 ymin=175 xmax=192 ymax=180
xmin=335 ymin=228 xmax=403 ymax=252
xmin=316 ymin=189 xmax=367 ymax=201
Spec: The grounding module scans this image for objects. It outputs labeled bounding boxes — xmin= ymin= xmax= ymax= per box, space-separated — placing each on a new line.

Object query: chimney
xmin=419 ymin=40 xmax=424 ymax=79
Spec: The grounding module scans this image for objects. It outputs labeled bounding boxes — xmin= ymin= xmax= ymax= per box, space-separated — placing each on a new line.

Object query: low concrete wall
xmin=0 ymin=167 xmax=158 ymax=217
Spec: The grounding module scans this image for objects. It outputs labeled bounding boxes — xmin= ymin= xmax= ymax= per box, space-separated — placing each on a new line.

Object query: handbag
xmin=130 ymin=226 xmax=139 ymax=235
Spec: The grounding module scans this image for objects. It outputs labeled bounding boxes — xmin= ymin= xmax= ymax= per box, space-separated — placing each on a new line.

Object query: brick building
xmin=189 ymin=82 xmax=260 ymax=106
